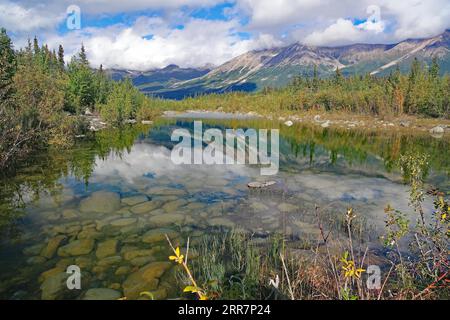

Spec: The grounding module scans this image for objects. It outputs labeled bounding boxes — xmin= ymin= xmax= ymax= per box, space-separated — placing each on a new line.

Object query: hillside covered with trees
xmin=175 ymin=62 xmax=449 ymax=119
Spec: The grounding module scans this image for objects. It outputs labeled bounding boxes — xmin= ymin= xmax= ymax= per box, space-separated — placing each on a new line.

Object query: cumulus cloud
xmin=45 ymin=17 xmax=280 ymax=70
xmin=303 ymin=6 xmax=386 ymax=46
xmin=0 ymin=1 xmax=64 ymax=32
xmin=237 ymin=0 xmax=449 ymax=44
xmin=304 ymin=19 xmax=366 ymax=46
xmin=381 ymin=0 xmax=450 ymax=40
xmin=1 ymin=0 xmax=449 ymax=70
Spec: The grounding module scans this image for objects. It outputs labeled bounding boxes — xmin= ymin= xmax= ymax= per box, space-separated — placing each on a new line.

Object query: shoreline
xmin=161 ymin=109 xmax=450 ymax=137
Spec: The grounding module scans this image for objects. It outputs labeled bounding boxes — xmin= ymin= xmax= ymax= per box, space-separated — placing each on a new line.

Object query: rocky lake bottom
xmin=0 ymin=118 xmax=448 ymax=300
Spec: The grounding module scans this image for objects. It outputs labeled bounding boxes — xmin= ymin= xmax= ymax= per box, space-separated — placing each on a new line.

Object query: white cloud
xmin=237 ymin=0 xmax=450 ymax=44
xmin=304 ymin=19 xmax=365 ymax=46
xmin=303 ymin=11 xmax=386 ymax=46
xmin=45 ymin=17 xmax=279 ymax=70
xmin=380 ymin=0 xmax=450 ymax=40
xmin=2 ymin=0 xmax=450 ymax=70
xmin=0 ymin=1 xmax=63 ymax=32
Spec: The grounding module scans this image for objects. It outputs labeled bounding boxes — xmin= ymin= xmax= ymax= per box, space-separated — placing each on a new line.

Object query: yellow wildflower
xmin=340 ymin=251 xmax=366 ymax=279
xmin=169 ymin=247 xmax=184 ymax=264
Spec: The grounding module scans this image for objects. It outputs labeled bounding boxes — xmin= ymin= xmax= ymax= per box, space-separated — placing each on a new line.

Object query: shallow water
xmin=0 ymin=117 xmax=448 ymax=300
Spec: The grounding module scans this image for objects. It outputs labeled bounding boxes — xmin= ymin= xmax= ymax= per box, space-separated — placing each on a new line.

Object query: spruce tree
xmin=429 ymin=57 xmax=440 ymax=79
xmin=58 ymin=45 xmax=65 ymax=71
xmin=312 ymin=65 xmax=319 ymax=91
xmin=0 ymin=28 xmax=16 ymax=101
xmin=334 ymin=67 xmax=343 ymax=86
xmin=33 ymin=36 xmax=40 ymax=56
xmin=79 ymin=43 xmax=89 ymax=67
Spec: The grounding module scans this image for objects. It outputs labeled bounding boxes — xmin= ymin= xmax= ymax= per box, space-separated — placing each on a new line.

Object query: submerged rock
xmin=130 ymin=256 xmax=155 ymax=267
xmin=110 ymin=218 xmax=137 ymax=227
xmin=75 ymin=256 xmax=94 ymax=269
xmin=121 ymin=195 xmax=149 ymax=206
xmin=96 ymin=239 xmax=118 ymax=259
xmin=58 ymin=239 xmax=95 ymax=257
xmin=97 ymin=255 xmax=122 ymax=267
xmin=41 ymin=235 xmax=67 ymax=259
xmin=208 ymin=217 xmax=235 ymax=228
xmin=39 ymin=267 xmax=65 ymax=283
xmin=142 ymin=228 xmax=179 ymax=244
xmin=79 ymin=191 xmax=121 ymax=214
xmin=247 ymin=181 xmax=276 ymax=189
xmin=115 ymin=266 xmax=131 ymax=276
xmin=62 ymin=209 xmax=79 ymax=219
xmin=77 ymin=228 xmax=102 ymax=240
xmin=148 ymin=214 xmax=185 ymax=227
xmin=123 ymin=248 xmax=154 ymax=261
xmin=130 ymin=201 xmax=162 ymax=214
xmin=122 ymin=262 xmax=172 ymax=299
xmin=40 ymin=272 xmax=67 ymax=300
xmin=83 ymin=288 xmax=122 ymax=300
xmin=162 ymin=199 xmax=188 ymax=213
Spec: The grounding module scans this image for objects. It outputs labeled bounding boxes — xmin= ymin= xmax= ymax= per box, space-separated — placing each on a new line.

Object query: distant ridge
xmin=109 ymin=30 xmax=450 ymax=99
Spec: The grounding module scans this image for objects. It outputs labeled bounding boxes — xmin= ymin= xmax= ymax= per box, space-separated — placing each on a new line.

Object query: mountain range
xmin=108 ymin=30 xmax=450 ymax=99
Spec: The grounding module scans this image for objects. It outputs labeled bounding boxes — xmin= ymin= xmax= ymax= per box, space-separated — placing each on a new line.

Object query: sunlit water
xmin=0 ymin=116 xmax=448 ymax=299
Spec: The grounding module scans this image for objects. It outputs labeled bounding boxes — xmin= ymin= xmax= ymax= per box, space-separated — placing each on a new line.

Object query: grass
xmin=165 ymin=153 xmax=449 ymax=300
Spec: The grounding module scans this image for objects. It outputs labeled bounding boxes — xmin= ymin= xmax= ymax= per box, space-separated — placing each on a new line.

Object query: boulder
xmin=130 ymin=256 xmax=155 ymax=267
xmin=162 ymin=199 xmax=188 ymax=213
xmin=97 ymin=256 xmax=122 ymax=267
xmin=115 ymin=266 xmax=131 ymax=276
xmin=41 ymin=235 xmax=67 ymax=259
xmin=77 ymin=228 xmax=102 ymax=240
xmin=122 ymin=262 xmax=172 ymax=299
xmin=121 ymin=195 xmax=149 ymax=206
xmin=430 ymin=126 xmax=445 ymax=134
xmin=123 ymin=249 xmax=154 ymax=261
xmin=40 ymin=272 xmax=67 ymax=300
xmin=57 ymin=239 xmax=95 ymax=257
xmin=110 ymin=218 xmax=137 ymax=227
xmin=130 ymin=201 xmax=162 ymax=214
xmin=62 ymin=209 xmax=79 ymax=219
xmin=39 ymin=267 xmax=65 ymax=283
xmin=142 ymin=228 xmax=179 ymax=244
xmin=96 ymin=239 xmax=118 ymax=259
xmin=148 ymin=214 xmax=185 ymax=227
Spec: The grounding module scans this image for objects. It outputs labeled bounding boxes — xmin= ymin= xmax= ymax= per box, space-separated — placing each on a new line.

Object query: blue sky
xmin=1 ymin=0 xmax=449 ymax=70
